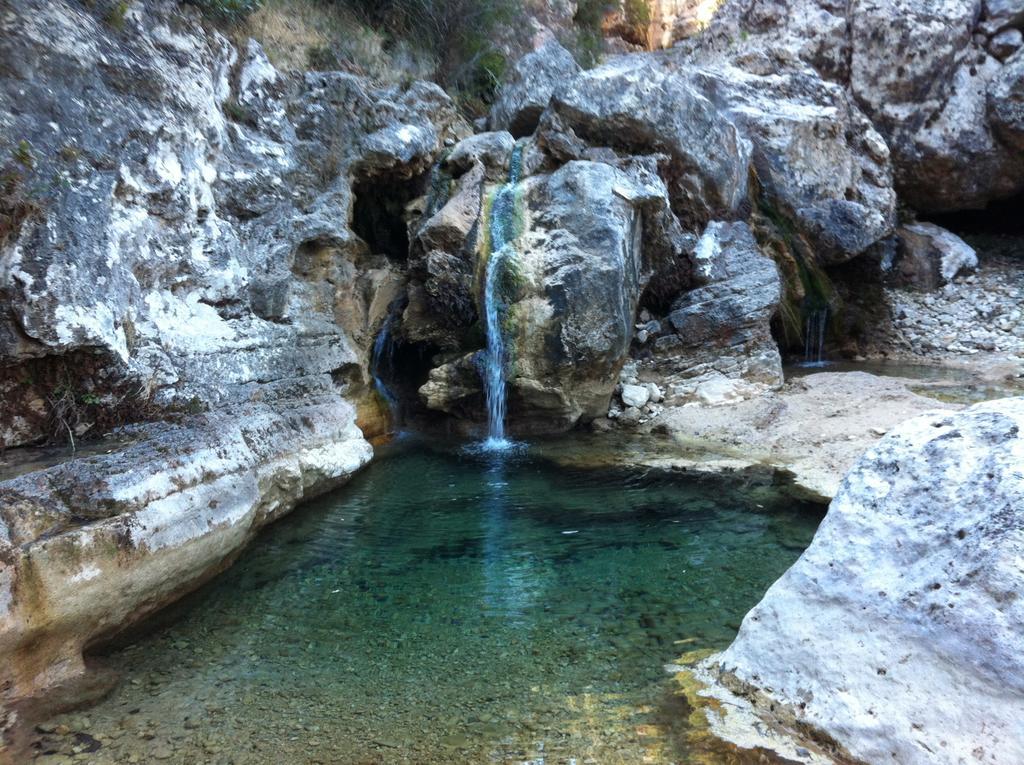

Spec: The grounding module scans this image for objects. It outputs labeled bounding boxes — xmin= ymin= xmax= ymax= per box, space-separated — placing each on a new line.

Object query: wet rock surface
xmin=694 ymin=397 xmax=1024 ymax=765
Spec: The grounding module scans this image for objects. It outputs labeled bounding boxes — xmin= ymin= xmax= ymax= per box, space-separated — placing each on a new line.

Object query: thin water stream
xmin=34 ymin=438 xmax=823 ymax=764
xmin=481 ymin=142 xmax=525 ymax=448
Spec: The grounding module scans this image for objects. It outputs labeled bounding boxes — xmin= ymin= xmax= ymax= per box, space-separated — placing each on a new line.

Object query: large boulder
xmin=0 ymin=0 xmax=462 ymax=448
xmin=989 ymin=48 xmax=1024 ymax=149
xmin=680 ymin=0 xmax=1024 ymax=211
xmin=415 ymin=158 xmax=685 ymax=432
xmin=0 ymin=380 xmax=372 ymax=750
xmin=646 ymin=221 xmax=784 ymax=404
xmin=688 ymin=64 xmax=896 ymax=264
xmin=507 ymin=160 xmax=652 ymax=429
xmin=893 ymin=222 xmax=979 ymax=290
xmin=536 ymin=56 xmax=752 ymax=226
xmin=489 ymin=39 xmax=580 ymax=137
xmin=695 ymin=397 xmax=1024 ymax=764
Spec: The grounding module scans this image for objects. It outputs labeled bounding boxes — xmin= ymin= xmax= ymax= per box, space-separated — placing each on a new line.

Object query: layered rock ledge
xmin=0 ymin=380 xmax=372 ymax=752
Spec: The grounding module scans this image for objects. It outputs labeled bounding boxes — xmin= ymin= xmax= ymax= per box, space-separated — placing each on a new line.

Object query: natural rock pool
xmin=34 ymin=439 xmax=823 ymax=764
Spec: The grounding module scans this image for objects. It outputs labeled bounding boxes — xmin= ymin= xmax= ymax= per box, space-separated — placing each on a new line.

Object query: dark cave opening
xmin=351 ymin=173 xmax=428 ymax=261
xmin=925 ymin=190 xmax=1024 ymax=237
xmin=372 ymin=322 xmax=444 ymax=424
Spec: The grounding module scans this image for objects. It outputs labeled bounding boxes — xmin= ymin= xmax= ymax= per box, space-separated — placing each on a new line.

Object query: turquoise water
xmin=35 ymin=439 xmax=822 ymax=764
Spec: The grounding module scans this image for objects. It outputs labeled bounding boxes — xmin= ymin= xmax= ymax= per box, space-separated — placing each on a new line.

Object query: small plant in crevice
xmin=1 ymin=140 xmax=46 ymax=246
xmin=334 ymin=0 xmax=523 ymax=115
xmin=104 ymin=0 xmax=132 ymax=30
xmin=3 ymin=352 xmax=210 ymax=451
xmin=222 ymin=97 xmax=256 ymax=127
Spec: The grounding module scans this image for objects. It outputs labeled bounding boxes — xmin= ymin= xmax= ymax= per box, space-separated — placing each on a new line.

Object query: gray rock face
xmin=989 ymin=49 xmax=1024 ymax=149
xmin=415 ymin=159 xmax=678 ymax=432
xmin=0 ymin=0 xmax=466 ymax=736
xmin=407 ymin=140 xmax=699 ymax=432
xmin=489 ymin=39 xmax=580 ymax=138
xmin=0 ymin=378 xmax=372 ymax=741
xmin=538 ymin=56 xmax=752 ymax=225
xmin=0 ymin=0 xmax=462 ymax=449
xmin=696 ymin=397 xmax=1024 ymax=764
xmin=444 ymin=131 xmax=515 ymax=181
xmin=684 ymin=0 xmax=1024 ymax=211
xmin=689 ymin=64 xmax=895 ymax=264
xmin=985 ymin=0 xmax=1024 ymax=28
xmin=508 ymin=161 xmax=651 ymax=428
xmin=894 ymin=223 xmax=979 ymax=290
xmin=989 ymin=27 xmax=1024 ymax=58
xmin=653 ymin=221 xmax=783 ymax=404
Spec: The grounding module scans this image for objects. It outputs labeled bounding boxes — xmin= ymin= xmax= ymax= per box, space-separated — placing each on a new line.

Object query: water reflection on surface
xmin=36 ymin=438 xmax=823 ymax=764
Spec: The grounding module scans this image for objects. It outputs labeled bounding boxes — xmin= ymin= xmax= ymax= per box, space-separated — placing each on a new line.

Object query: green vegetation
xmin=334 ymin=0 xmax=519 ymax=112
xmin=750 ymin=177 xmax=838 ymax=354
xmin=185 ymin=0 xmax=263 ymax=21
xmin=222 ymin=97 xmax=255 ymax=126
xmin=191 ymin=0 xmax=521 ymax=114
xmin=572 ymin=0 xmax=614 ymax=67
xmin=104 ymin=0 xmax=132 ymax=29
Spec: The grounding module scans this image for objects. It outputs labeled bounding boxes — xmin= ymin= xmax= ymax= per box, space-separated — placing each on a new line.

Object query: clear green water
xmin=36 ymin=439 xmax=822 ymax=764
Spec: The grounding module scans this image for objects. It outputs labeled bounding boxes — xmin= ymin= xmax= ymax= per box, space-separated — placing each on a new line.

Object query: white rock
xmin=698 ymin=398 xmax=1024 ymax=765
xmin=694 ymin=377 xmax=752 ymax=406
xmin=620 ymin=383 xmax=651 ymax=409
xmin=896 ymin=222 xmax=978 ymax=290
xmin=646 ymin=382 xmax=664 ymax=404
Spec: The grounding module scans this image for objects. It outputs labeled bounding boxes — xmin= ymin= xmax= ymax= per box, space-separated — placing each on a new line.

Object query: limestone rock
xmin=489 ymin=39 xmax=580 ymax=137
xmin=537 ymin=56 xmax=752 ymax=225
xmin=417 ymin=355 xmax=483 ymax=419
xmin=681 ymin=0 xmax=1024 ymax=211
xmin=688 ymin=64 xmax=895 ymax=264
xmin=413 ymin=153 xmax=686 ymax=433
xmin=989 ymin=27 xmax=1023 ymax=59
xmin=697 ymin=397 xmax=1024 ymax=764
xmin=620 ymin=383 xmax=651 ymax=409
xmin=985 ymin=0 xmax=1024 ymax=28
xmin=504 ymin=161 xmax=657 ymax=430
xmin=444 ymin=131 xmax=515 ymax=181
xmin=894 ymin=223 xmax=979 ymax=290
xmin=0 ymin=0 xmax=462 ymax=447
xmin=989 ymin=49 xmax=1024 ymax=149
xmin=653 ymin=222 xmax=783 ymax=404
xmin=0 ymin=380 xmax=372 ymax=736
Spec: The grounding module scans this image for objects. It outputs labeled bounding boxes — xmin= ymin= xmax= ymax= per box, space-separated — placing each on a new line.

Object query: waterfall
xmin=481 ymin=142 xmax=524 ymax=448
xmin=803 ymin=307 xmax=828 ymax=366
xmin=371 ymin=313 xmax=398 ymax=414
